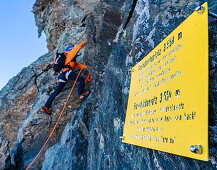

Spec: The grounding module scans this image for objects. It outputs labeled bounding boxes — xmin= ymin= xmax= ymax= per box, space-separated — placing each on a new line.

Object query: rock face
xmin=0 ymin=0 xmax=217 ymax=169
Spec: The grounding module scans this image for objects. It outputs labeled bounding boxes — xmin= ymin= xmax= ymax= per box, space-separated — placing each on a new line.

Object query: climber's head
xmin=65 ymin=45 xmax=74 ymax=52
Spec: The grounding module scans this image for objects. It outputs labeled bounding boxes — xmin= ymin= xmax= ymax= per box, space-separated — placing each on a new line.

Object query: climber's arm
xmin=65 ymin=41 xmax=86 ymax=64
xmin=75 ymin=62 xmax=87 ymax=69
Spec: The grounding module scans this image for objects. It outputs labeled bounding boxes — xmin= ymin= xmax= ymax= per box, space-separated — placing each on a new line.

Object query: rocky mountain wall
xmin=0 ymin=0 xmax=216 ymax=169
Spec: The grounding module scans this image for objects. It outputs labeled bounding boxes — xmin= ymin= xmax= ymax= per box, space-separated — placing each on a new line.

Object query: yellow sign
xmin=123 ymin=2 xmax=208 ymax=161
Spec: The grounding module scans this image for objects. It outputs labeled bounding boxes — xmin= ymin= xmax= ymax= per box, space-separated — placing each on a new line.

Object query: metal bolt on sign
xmin=195 ymin=5 xmax=205 ymax=14
xmin=195 ymin=5 xmax=217 ymax=19
xmin=190 ymin=145 xmax=203 ymax=154
xmin=120 ymin=136 xmax=125 ymax=140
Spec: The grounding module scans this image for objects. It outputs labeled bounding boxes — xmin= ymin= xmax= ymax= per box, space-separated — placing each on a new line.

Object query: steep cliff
xmin=0 ymin=0 xmax=217 ymax=169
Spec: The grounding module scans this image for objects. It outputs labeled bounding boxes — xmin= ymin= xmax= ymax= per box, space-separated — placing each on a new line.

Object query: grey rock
xmin=0 ymin=0 xmax=217 ymax=169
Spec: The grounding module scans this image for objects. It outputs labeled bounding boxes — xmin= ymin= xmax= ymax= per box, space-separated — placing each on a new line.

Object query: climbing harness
xmin=26 ymin=68 xmax=83 ymax=170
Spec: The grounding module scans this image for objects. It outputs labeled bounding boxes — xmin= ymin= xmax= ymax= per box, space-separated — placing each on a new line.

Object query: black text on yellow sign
xmin=123 ymin=2 xmax=209 ymax=161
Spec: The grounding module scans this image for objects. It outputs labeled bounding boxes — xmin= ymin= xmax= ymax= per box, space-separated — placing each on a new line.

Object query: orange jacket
xmin=62 ymin=41 xmax=87 ymax=72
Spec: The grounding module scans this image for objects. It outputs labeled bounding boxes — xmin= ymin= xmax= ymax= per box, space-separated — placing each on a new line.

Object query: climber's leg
xmin=44 ymin=82 xmax=66 ymax=108
xmin=67 ymin=70 xmax=85 ymax=96
xmin=41 ymin=81 xmax=66 ymax=115
xmin=41 ymin=71 xmax=67 ymax=114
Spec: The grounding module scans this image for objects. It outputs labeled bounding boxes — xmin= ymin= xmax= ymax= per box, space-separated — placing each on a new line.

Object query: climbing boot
xmin=41 ymin=106 xmax=51 ymax=115
xmin=79 ymin=90 xmax=91 ymax=101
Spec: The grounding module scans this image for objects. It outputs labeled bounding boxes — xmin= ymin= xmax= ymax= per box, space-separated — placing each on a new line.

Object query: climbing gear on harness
xmin=65 ymin=45 xmax=74 ymax=52
xmin=53 ymin=53 xmax=72 ymax=73
xmin=41 ymin=106 xmax=51 ymax=115
xmin=79 ymin=90 xmax=91 ymax=101
xmin=26 ymin=68 xmax=83 ymax=170
xmin=85 ymin=73 xmax=92 ymax=83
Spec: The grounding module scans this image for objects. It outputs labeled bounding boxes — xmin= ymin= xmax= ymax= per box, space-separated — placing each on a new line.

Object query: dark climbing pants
xmin=45 ymin=70 xmax=85 ymax=108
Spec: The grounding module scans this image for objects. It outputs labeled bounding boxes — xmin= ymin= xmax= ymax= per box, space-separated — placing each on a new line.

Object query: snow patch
xmin=145 ymin=28 xmax=155 ymax=48
xmin=154 ymin=157 xmax=163 ymax=170
xmin=133 ymin=0 xmax=150 ymax=45
xmin=122 ymin=87 xmax=129 ymax=94
xmin=114 ymin=118 xmax=121 ymax=132
xmin=125 ymin=52 xmax=133 ymax=65
xmin=113 ymin=25 xmax=124 ymax=43
xmin=99 ymin=134 xmax=105 ymax=150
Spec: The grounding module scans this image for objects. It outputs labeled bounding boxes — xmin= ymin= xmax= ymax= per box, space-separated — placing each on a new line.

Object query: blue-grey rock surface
xmin=0 ymin=0 xmax=216 ymax=169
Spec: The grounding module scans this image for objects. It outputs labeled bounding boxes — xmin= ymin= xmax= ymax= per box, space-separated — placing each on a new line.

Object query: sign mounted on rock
xmin=122 ymin=2 xmax=209 ymax=161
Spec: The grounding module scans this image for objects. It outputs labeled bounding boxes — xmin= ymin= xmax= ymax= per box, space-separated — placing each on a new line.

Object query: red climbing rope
xmin=26 ymin=68 xmax=83 ymax=170
xmin=85 ymin=73 xmax=92 ymax=83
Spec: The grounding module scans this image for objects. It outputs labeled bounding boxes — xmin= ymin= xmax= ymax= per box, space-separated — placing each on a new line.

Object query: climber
xmin=41 ymin=41 xmax=90 ymax=114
